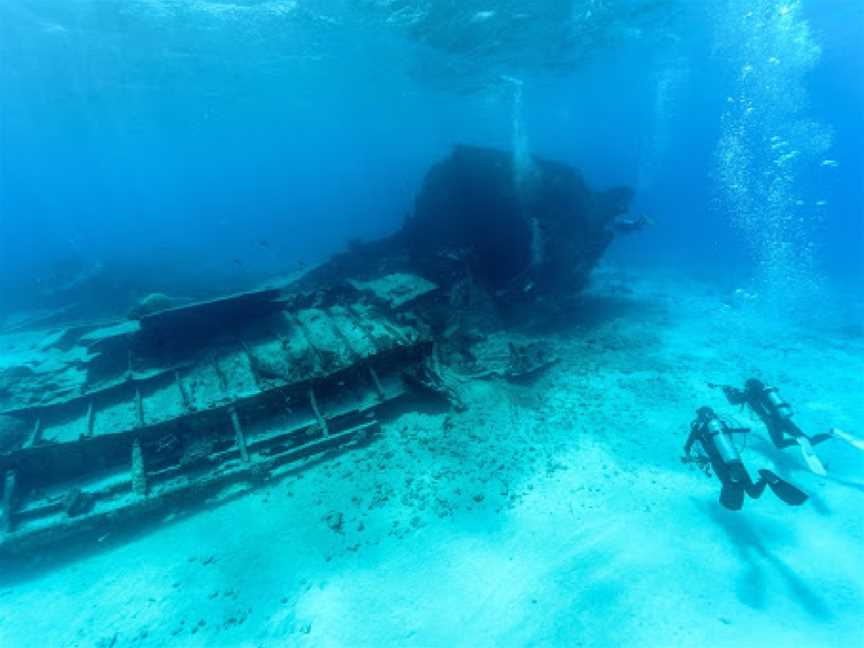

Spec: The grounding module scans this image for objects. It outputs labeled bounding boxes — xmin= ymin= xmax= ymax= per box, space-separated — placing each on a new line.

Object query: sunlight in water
xmin=501 ymin=74 xmax=537 ymax=197
xmin=714 ymin=0 xmax=833 ymax=308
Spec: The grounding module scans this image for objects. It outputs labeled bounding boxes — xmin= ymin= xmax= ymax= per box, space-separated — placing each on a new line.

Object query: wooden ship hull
xmin=0 ymin=145 xmax=632 ymax=554
xmin=0 ymin=283 xmax=447 ymax=554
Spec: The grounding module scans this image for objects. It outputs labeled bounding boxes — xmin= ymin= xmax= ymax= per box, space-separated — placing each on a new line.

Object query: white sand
xmin=1 ymin=270 xmax=861 ymax=647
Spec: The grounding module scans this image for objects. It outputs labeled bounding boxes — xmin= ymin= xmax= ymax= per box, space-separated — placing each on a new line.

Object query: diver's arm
xmin=683 ymin=424 xmax=700 ymax=458
xmin=721 ymin=385 xmax=748 ymax=405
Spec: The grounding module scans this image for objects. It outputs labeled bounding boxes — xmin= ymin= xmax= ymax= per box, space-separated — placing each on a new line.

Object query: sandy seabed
xmin=1 ymin=267 xmax=862 ymax=648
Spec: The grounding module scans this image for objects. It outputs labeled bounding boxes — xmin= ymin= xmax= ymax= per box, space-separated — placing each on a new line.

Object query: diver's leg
xmin=719 ymin=482 xmax=745 ymax=510
xmin=769 ymin=420 xmax=828 ymax=474
xmin=761 ymin=420 xmax=792 ymax=448
xmin=774 ymin=437 xmax=800 ymax=449
xmin=712 ymin=460 xmax=744 ymax=510
xmin=733 ymin=462 xmax=768 ymax=499
xmin=756 ymin=469 xmax=809 ymax=506
xmin=808 ymin=432 xmax=833 ymax=445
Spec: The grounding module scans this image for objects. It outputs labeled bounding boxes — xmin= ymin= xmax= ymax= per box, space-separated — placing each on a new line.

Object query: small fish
xmin=471 ymin=10 xmax=495 ymax=23
xmin=233 ymin=258 xmax=244 ymax=266
xmin=733 ymin=288 xmax=758 ymax=301
xmin=775 ymin=151 xmax=799 ymax=165
xmin=815 ymin=200 xmax=828 ymax=207
xmin=258 ymin=240 xmax=270 ymax=249
xmin=820 ymin=159 xmax=839 ymax=167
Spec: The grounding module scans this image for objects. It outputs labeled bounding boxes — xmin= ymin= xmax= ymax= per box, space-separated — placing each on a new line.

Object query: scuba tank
xmin=746 ymin=379 xmax=793 ymax=419
xmin=762 ymin=386 xmax=793 ymax=419
xmin=705 ymin=415 xmax=740 ymax=464
xmin=697 ymin=407 xmax=742 ymax=464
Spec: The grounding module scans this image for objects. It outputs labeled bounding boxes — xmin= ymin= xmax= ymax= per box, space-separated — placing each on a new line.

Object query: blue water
xmin=1 ymin=1 xmax=861 ymax=319
xmin=1 ymin=4 xmax=863 ymax=645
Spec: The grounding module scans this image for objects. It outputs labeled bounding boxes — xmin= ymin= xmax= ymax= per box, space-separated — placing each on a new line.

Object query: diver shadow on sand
xmin=747 ymin=436 xmax=864 ymax=514
xmin=743 ymin=437 xmax=832 ymax=517
xmin=701 ymin=500 xmax=832 ymax=621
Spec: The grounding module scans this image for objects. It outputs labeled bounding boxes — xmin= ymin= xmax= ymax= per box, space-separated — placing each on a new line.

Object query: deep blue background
xmin=0 ymin=1 xmax=861 ymax=317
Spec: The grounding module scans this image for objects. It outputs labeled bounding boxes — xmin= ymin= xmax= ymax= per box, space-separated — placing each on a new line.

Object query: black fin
xmin=758 ymin=470 xmax=808 ymax=506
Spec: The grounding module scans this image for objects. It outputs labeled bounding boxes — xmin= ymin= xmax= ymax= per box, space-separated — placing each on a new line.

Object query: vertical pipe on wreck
xmin=85 ymin=401 xmax=96 ymax=438
xmin=229 ymin=406 xmax=250 ymax=463
xmin=134 ymin=388 xmax=144 ymax=428
xmin=369 ymin=366 xmax=385 ymax=401
xmin=1 ymin=470 xmax=18 ymax=532
xmin=309 ymin=388 xmax=329 ymax=436
xmin=131 ymin=439 xmax=147 ymax=497
xmin=175 ymin=370 xmax=192 ymax=412
xmin=26 ymin=418 xmax=42 ymax=449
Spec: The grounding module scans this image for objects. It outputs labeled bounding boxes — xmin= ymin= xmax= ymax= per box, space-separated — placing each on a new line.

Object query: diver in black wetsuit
xmin=714 ymin=378 xmax=837 ymax=475
xmin=682 ymin=406 xmax=808 ymax=511
xmin=716 ymin=379 xmax=834 ymax=449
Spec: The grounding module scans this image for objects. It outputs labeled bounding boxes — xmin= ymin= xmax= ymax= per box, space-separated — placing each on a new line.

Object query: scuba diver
xmin=682 ymin=406 xmax=808 ymax=511
xmin=711 ymin=378 xmax=864 ymax=476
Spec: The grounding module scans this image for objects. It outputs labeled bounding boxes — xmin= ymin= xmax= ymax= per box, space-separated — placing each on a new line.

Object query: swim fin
xmin=758 ymin=469 xmax=808 ymax=506
xmin=830 ymin=428 xmax=864 ymax=451
xmin=796 ymin=436 xmax=827 ymax=476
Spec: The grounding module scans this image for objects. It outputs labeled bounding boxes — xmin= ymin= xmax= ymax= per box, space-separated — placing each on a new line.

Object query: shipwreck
xmin=0 ymin=145 xmax=632 ymax=554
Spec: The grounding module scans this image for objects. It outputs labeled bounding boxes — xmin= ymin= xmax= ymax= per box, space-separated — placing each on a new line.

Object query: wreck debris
xmin=175 ymin=371 xmax=193 ymax=413
xmin=229 ymin=407 xmax=251 ymax=463
xmin=26 ymin=418 xmax=43 ymax=449
xmin=1 ymin=470 xmax=16 ymax=532
xmin=0 ymin=145 xmax=631 ymax=554
xmin=62 ymin=488 xmax=93 ymax=518
xmin=449 ymin=336 xmax=559 ymax=384
xmin=0 ymin=284 xmax=433 ymax=554
xmin=505 ymin=342 xmax=559 ymax=381
xmin=404 ymin=352 xmax=466 ymax=412
xmin=211 ymin=356 xmax=230 ymax=395
xmin=402 ymin=145 xmax=631 ymax=298
xmin=368 ymin=366 xmax=385 ymax=401
xmin=348 ymin=273 xmax=438 ymax=309
xmin=240 ymin=341 xmax=263 ymax=388
xmin=288 ymin=313 xmax=325 ymax=375
xmin=134 ymin=388 xmax=145 ymax=428
xmin=308 ymin=389 xmax=329 ymax=437
xmin=84 ymin=401 xmax=96 ymax=439
xmin=127 ymin=292 xmax=175 ymax=320
xmin=131 ymin=438 xmax=147 ymax=497
xmin=324 ymin=510 xmax=344 ymax=534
